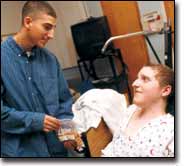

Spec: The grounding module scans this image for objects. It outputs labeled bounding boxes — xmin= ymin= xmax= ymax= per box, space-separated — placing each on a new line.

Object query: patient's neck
xmin=136 ymin=101 xmax=167 ymax=120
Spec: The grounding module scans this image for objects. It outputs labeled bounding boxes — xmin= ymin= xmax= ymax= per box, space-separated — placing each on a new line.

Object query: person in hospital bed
xmin=101 ymin=64 xmax=174 ymax=157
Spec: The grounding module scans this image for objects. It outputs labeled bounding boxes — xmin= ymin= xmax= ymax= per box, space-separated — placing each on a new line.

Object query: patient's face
xmin=132 ymin=67 xmax=163 ymax=108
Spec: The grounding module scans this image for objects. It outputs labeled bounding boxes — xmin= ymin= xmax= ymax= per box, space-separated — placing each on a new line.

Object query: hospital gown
xmin=101 ymin=105 xmax=174 ymax=157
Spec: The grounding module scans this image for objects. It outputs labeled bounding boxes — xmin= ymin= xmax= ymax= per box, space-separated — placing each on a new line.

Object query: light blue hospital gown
xmin=101 ymin=105 xmax=174 ymax=157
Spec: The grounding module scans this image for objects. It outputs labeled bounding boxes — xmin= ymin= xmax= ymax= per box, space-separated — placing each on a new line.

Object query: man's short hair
xmin=22 ymin=1 xmax=57 ymax=23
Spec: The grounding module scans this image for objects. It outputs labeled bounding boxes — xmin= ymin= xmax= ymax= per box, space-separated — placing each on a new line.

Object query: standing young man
xmin=1 ymin=1 xmax=75 ymax=157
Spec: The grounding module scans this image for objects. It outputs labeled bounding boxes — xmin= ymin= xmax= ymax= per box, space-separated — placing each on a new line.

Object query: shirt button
xmin=18 ymin=54 xmax=21 ymax=57
xmin=26 ymin=60 xmax=29 ymax=63
xmin=28 ymin=77 xmax=32 ymax=80
xmin=32 ymin=93 xmax=34 ymax=96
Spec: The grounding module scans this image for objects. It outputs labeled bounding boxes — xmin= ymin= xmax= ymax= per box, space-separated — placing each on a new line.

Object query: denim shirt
xmin=1 ymin=36 xmax=73 ymax=157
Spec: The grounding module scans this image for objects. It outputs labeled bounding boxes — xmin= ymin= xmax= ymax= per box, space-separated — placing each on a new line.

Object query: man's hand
xmin=43 ymin=115 xmax=61 ymax=132
xmin=63 ymin=132 xmax=84 ymax=151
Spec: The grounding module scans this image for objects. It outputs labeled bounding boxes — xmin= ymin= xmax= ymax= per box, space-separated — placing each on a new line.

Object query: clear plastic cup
xmin=57 ymin=119 xmax=76 ymax=142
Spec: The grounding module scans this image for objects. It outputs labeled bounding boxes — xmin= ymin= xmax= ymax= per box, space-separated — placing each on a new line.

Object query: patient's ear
xmin=161 ymin=85 xmax=172 ymax=97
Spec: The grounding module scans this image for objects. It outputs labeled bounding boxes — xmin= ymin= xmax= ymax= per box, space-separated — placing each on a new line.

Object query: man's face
xmin=25 ymin=13 xmax=56 ymax=48
xmin=132 ymin=67 xmax=163 ymax=108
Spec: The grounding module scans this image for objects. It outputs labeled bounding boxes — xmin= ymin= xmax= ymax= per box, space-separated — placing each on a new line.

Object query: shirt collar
xmin=7 ymin=36 xmax=37 ymax=58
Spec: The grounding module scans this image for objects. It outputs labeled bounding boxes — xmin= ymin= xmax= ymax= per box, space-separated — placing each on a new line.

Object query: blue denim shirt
xmin=1 ymin=36 xmax=73 ymax=157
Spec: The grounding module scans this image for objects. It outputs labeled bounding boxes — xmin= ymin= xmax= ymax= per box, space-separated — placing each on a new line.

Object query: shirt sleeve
xmin=1 ymin=83 xmax=45 ymax=134
xmin=55 ymin=59 xmax=73 ymax=120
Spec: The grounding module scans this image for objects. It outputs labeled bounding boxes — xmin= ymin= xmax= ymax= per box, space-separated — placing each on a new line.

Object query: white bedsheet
xmin=72 ymin=89 xmax=127 ymax=135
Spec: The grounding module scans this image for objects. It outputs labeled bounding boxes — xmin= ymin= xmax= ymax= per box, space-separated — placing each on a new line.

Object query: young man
xmin=1 ymin=1 xmax=75 ymax=157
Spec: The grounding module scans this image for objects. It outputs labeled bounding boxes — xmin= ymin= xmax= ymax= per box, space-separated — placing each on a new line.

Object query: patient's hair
xmin=22 ymin=1 xmax=57 ymax=24
xmin=144 ymin=64 xmax=174 ymax=115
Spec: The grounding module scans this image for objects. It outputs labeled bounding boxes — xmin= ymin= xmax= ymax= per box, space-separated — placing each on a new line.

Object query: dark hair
xmin=144 ymin=64 xmax=175 ymax=115
xmin=22 ymin=1 xmax=56 ymax=24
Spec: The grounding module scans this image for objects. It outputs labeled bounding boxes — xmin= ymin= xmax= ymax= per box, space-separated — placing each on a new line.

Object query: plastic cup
xmin=57 ymin=119 xmax=76 ymax=142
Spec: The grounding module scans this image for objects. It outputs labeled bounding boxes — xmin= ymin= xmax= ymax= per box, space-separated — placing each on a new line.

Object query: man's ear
xmin=23 ymin=16 xmax=33 ymax=29
xmin=161 ymin=85 xmax=172 ymax=97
